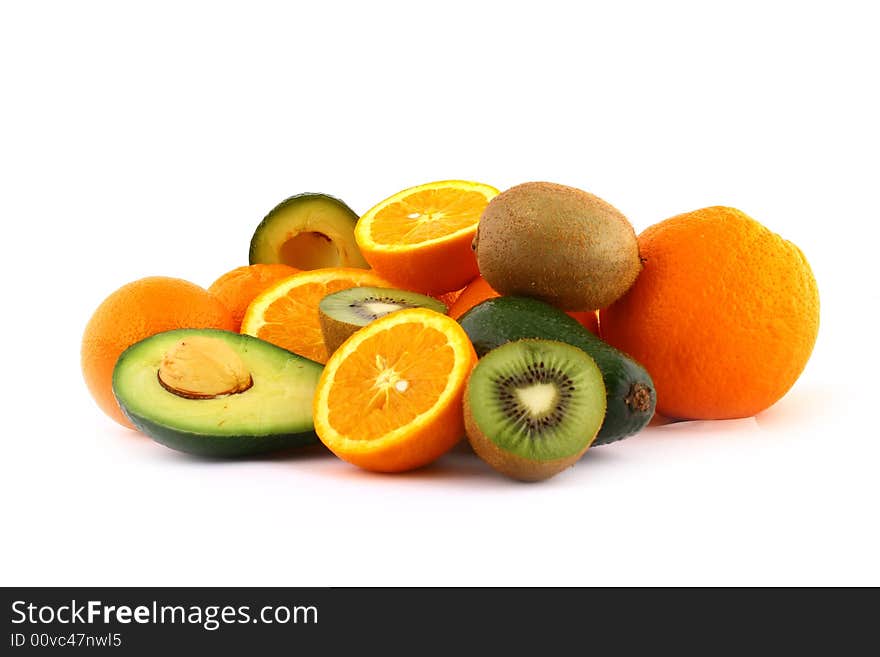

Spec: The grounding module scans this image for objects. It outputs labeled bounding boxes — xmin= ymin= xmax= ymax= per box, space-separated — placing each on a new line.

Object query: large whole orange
xmin=600 ymin=207 xmax=819 ymax=420
xmin=82 ymin=276 xmax=235 ymax=428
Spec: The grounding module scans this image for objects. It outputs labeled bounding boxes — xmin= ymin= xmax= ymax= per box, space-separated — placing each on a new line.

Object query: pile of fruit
xmin=82 ymin=180 xmax=820 ymax=482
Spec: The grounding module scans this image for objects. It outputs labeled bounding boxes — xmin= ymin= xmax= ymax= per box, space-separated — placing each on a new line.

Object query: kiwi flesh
xmin=319 ymin=286 xmax=447 ymax=354
xmin=463 ymin=339 xmax=606 ymax=481
xmin=472 ymin=181 xmax=641 ymax=311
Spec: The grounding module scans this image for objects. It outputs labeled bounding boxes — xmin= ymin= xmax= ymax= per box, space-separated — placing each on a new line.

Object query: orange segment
xmin=240 ymin=268 xmax=392 ymax=364
xmin=314 ymin=308 xmax=477 ymax=472
xmin=355 ymin=180 xmax=498 ymax=295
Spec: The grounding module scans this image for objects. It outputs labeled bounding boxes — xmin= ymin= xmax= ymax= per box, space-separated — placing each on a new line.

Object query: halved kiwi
xmin=319 ymin=286 xmax=447 ymax=354
xmin=249 ymin=193 xmax=369 ymax=270
xmin=463 ymin=339 xmax=606 ymax=481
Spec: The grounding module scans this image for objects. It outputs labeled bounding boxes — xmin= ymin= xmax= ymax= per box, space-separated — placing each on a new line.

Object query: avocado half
xmin=249 ymin=192 xmax=369 ymax=270
xmin=112 ymin=329 xmax=323 ymax=457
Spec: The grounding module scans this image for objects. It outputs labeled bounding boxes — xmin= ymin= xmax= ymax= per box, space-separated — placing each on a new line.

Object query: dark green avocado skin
xmin=120 ymin=406 xmax=320 ymax=458
xmin=458 ymin=296 xmax=656 ymax=446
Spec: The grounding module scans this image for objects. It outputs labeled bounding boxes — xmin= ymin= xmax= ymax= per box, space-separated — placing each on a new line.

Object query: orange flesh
xmin=257 ymin=279 xmax=361 ymax=362
xmin=326 ymin=322 xmax=454 ymax=440
xmin=369 ymin=189 xmax=488 ymax=245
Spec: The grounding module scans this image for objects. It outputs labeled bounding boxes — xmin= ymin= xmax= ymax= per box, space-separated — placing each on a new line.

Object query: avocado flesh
xmin=112 ymin=329 xmax=323 ymax=457
xmin=249 ymin=193 xmax=369 ymax=269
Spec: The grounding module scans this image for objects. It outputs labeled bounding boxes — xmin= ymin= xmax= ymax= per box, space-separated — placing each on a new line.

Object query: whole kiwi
xmin=472 ymin=182 xmax=641 ymax=311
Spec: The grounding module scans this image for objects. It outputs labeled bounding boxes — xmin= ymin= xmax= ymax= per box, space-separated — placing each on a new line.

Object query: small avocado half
xmin=249 ymin=192 xmax=369 ymax=270
xmin=112 ymin=329 xmax=323 ymax=457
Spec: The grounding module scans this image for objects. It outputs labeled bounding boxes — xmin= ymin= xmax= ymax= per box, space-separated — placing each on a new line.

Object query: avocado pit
xmin=157 ymin=335 xmax=253 ymax=400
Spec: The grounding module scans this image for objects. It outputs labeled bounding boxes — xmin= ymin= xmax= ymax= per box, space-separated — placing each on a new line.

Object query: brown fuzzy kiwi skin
xmin=462 ymin=375 xmax=596 ymax=482
xmin=318 ymin=306 xmax=359 ymax=356
xmin=473 ymin=182 xmax=641 ymax=311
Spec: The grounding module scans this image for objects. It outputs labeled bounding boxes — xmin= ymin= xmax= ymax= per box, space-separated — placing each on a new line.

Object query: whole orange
xmin=208 ymin=264 xmax=299 ymax=331
xmin=82 ymin=276 xmax=236 ymax=428
xmin=600 ymin=206 xmax=819 ymax=420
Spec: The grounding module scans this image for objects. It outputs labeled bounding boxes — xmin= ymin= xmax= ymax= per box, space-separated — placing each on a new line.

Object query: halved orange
xmin=313 ymin=307 xmax=477 ymax=472
xmin=354 ymin=180 xmax=499 ymax=295
xmin=241 ymin=268 xmax=391 ymax=364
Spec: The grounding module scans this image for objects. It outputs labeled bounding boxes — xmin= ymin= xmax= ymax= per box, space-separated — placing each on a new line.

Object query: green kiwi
xmin=472 ymin=181 xmax=642 ymax=311
xmin=319 ymin=286 xmax=447 ymax=354
xmin=463 ymin=339 xmax=607 ymax=482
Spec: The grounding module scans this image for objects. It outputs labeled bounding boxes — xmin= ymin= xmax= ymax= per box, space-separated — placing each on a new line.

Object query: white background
xmin=2 ymin=1 xmax=878 ymax=586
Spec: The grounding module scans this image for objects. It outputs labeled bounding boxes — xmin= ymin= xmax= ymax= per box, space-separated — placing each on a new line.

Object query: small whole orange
xmin=208 ymin=263 xmax=299 ymax=331
xmin=600 ymin=206 xmax=819 ymax=420
xmin=82 ymin=276 xmax=236 ymax=428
